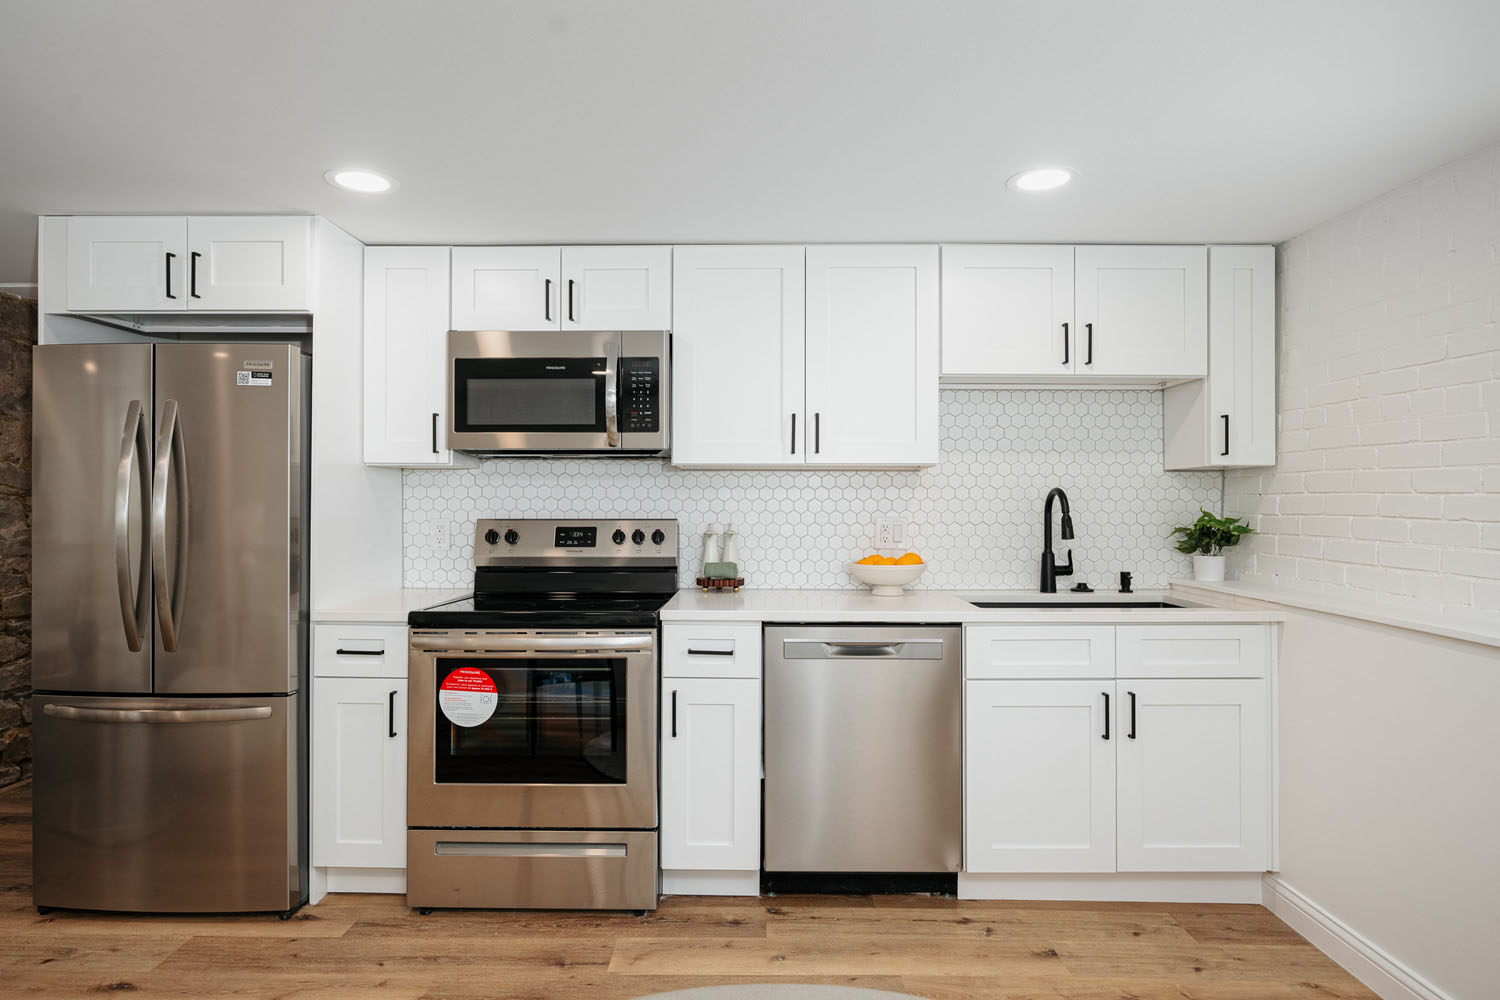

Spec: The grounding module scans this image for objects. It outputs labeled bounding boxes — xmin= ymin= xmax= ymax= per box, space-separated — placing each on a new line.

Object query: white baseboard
xmin=310 ymin=866 xmax=406 ymax=904
xmin=661 ymin=870 xmax=761 ymax=896
xmin=958 ymin=872 xmax=1263 ymax=903
xmin=1261 ymin=875 xmax=1452 ymax=1000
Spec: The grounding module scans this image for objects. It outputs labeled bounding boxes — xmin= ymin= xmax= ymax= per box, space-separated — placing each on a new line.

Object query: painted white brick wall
xmin=406 ymin=389 xmax=1222 ymax=591
xmin=1225 ymin=141 xmax=1500 ymax=612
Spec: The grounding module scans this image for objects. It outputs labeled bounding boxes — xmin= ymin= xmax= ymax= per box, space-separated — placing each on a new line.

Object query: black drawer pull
xmin=335 ymin=648 xmax=385 ymax=656
xmin=686 ymin=648 xmax=735 ymax=656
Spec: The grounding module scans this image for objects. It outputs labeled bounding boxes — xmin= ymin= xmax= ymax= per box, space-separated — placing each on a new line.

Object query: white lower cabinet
xmin=659 ymin=677 xmax=761 ymax=870
xmin=1114 ymin=678 xmax=1268 ymax=872
xmin=963 ymin=623 xmax=1272 ymax=883
xmin=658 ymin=622 xmax=762 ymax=894
xmin=965 ymin=680 xmax=1115 ymax=873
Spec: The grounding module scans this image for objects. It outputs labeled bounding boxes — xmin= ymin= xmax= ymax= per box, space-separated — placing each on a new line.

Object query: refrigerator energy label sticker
xmin=438 ymin=667 xmax=498 ymax=728
xmin=235 ymin=370 xmax=274 ymax=387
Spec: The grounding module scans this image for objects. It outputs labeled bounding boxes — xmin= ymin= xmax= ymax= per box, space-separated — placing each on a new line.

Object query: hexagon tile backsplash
xmin=404 ymin=390 xmax=1222 ymax=591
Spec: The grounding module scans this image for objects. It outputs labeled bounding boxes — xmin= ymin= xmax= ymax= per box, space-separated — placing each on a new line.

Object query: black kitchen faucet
xmin=1040 ymin=487 xmax=1075 ymax=593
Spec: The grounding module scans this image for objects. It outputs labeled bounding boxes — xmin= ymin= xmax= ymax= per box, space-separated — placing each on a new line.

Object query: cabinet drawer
xmin=662 ymin=623 xmax=762 ymax=679
xmin=1116 ymin=625 xmax=1268 ymax=679
xmin=965 ymin=625 xmax=1115 ymax=679
xmin=313 ymin=624 xmax=410 ymax=679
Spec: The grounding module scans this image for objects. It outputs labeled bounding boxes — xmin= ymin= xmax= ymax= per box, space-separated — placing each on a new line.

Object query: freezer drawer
xmin=764 ymin=626 xmax=962 ymax=873
xmin=406 ymin=829 xmax=657 ymax=911
xmin=32 ymin=693 xmax=306 ymax=914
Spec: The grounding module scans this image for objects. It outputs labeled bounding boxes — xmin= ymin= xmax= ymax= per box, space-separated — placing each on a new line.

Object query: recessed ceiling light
xmin=324 ymin=168 xmax=397 ymax=194
xmin=1006 ymin=167 xmax=1075 ymax=192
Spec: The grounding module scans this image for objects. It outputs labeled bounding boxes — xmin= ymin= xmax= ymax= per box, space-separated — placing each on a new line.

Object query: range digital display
xmin=554 ymin=526 xmax=598 ymax=548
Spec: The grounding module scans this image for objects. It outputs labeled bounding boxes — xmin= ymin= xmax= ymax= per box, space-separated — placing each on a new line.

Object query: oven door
xmin=408 ymin=630 xmax=657 ymax=830
xmin=447 ymin=330 xmax=668 ymax=453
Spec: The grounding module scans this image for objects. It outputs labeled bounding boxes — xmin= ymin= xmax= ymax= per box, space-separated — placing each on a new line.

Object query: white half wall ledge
xmin=1263 ymin=876 xmax=1455 ymax=1000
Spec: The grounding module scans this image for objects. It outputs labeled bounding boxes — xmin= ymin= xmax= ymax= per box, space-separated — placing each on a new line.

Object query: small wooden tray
xmin=695 ymin=576 xmax=745 ymax=593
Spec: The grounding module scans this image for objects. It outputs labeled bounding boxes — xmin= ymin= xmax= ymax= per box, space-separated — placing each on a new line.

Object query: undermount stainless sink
xmin=969 ymin=600 xmax=1188 ymax=609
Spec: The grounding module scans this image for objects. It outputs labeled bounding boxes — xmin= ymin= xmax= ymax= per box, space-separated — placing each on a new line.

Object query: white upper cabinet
xmin=65 ymin=216 xmax=311 ymax=312
xmin=363 ymin=246 xmax=472 ymax=468
xmin=1164 ymin=246 xmax=1276 ymax=469
xmin=805 ymin=245 xmax=940 ymax=467
xmin=672 ymin=246 xmax=805 ymax=466
xmin=1074 ymin=245 xmax=1207 ymax=378
xmin=450 ymin=245 xmax=670 ymax=331
xmin=942 ymin=245 xmax=1076 ymax=378
xmin=450 ymin=246 xmax=560 ymax=331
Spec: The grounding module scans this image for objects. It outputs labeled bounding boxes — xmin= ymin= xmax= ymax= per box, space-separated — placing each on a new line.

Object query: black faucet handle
xmin=1057 ymin=549 xmax=1074 ymax=576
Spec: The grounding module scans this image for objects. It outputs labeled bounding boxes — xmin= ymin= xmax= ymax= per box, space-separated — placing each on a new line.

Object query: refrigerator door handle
xmin=151 ymin=399 xmax=190 ymax=652
xmin=114 ymin=401 xmax=151 ymax=652
xmin=43 ymin=703 xmax=273 ymax=724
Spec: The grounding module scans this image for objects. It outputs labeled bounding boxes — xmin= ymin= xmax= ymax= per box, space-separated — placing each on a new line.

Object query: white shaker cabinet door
xmin=805 ymin=245 xmax=939 ymax=466
xmin=1115 ymin=679 xmax=1269 ymax=872
xmin=66 ymin=216 xmax=187 ymax=311
xmin=451 ymin=246 xmax=561 ymax=331
xmin=965 ymin=680 xmax=1116 ymax=873
xmin=364 ymin=246 xmax=467 ymax=467
xmin=659 ymin=677 xmax=761 ymax=871
xmin=312 ymin=676 xmax=407 ymax=870
xmin=941 ymin=245 xmax=1076 ymax=377
xmin=1074 ymin=246 xmax=1207 ymax=379
xmin=185 ymin=216 xmax=312 ymax=311
xmin=562 ymin=245 xmax=672 ymax=330
xmin=671 ymin=245 xmax=805 ymax=466
xmin=1208 ymin=245 xmax=1276 ymax=466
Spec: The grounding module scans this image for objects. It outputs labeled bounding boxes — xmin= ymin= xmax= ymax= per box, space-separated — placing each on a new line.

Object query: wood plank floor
xmin=0 ymin=782 xmax=1375 ymax=999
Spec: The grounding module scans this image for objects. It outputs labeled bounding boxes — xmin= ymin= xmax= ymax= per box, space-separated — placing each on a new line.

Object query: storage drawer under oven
xmin=406 ymin=828 xmax=657 ymax=911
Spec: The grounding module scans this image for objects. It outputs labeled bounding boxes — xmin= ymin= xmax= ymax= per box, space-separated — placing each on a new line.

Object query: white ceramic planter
xmin=1193 ymin=554 xmax=1226 ymax=582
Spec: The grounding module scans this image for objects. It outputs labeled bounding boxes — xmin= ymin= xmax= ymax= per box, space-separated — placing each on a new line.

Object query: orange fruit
xmin=855 ymin=554 xmax=883 ymax=565
xmin=875 ymin=555 xmax=897 ymax=565
xmin=895 ymin=552 xmax=924 ymax=565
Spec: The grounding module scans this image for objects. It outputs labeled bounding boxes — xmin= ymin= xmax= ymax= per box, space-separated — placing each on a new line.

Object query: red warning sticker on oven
xmin=438 ymin=667 xmax=498 ymax=728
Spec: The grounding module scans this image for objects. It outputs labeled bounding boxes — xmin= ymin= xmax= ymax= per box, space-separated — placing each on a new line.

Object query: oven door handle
xmin=603 ymin=339 xmax=620 ymax=448
xmin=410 ymin=634 xmax=653 ymax=654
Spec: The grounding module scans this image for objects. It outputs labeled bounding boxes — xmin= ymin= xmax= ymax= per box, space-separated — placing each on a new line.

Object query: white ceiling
xmin=3 ymin=0 xmax=1500 ymax=284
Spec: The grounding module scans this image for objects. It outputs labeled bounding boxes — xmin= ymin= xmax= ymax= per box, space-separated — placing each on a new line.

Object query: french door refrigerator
xmin=31 ymin=343 xmax=310 ymax=915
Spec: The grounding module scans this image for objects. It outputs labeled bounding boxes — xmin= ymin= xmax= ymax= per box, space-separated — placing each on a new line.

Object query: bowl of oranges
xmin=849 ymin=551 xmax=926 ymax=596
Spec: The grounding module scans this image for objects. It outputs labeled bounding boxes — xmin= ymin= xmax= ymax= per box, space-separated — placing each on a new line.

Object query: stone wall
xmin=0 ymin=292 xmax=33 ymax=788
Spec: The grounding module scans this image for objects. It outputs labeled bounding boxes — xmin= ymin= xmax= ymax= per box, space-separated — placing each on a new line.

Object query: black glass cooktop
xmin=408 ymin=593 xmax=674 ymax=630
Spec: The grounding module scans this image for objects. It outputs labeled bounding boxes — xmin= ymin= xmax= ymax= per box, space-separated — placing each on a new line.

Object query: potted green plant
xmin=1168 ymin=509 xmax=1253 ymax=582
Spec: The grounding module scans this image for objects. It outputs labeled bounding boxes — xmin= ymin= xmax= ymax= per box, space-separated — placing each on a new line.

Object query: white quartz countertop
xmin=661 ymin=587 xmax=1283 ymax=624
xmin=311 ymin=588 xmax=470 ymax=623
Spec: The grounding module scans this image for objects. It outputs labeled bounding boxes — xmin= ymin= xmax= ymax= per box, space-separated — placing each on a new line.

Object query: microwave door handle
xmin=604 ymin=340 xmax=620 ymax=448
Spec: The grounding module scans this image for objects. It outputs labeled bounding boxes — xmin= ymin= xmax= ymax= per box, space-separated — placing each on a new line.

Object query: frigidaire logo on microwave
xmin=544 ymin=365 xmax=566 ymax=370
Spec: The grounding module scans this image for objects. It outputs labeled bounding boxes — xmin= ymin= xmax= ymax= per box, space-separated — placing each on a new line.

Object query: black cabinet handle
xmin=814 ymin=412 xmax=821 ymax=454
xmin=686 ymin=648 xmax=735 ymax=656
xmin=388 ymin=690 xmax=397 ymax=738
xmin=670 ymin=690 xmax=678 ymax=738
xmin=189 ymin=251 xmax=202 ymax=299
xmin=431 ymin=412 xmax=439 ymax=454
xmin=1221 ymin=414 xmax=1231 ymax=457
xmin=1062 ymin=322 xmax=1069 ymax=366
xmin=567 ymin=279 xmax=576 ymax=322
xmin=1102 ymin=691 xmax=1110 ymax=740
xmin=1127 ymin=691 xmax=1137 ymax=740
xmin=544 ymin=278 xmax=552 ymax=322
xmin=790 ymin=413 xmax=796 ymax=454
xmin=334 ymin=648 xmax=384 ymax=656
xmin=1085 ymin=322 xmax=1093 ymax=365
xmin=165 ymin=252 xmax=177 ymax=299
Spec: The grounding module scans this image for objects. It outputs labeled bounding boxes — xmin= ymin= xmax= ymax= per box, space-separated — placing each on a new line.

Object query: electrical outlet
xmin=433 ymin=522 xmax=448 ymax=550
xmin=875 ymin=518 xmax=906 ymax=548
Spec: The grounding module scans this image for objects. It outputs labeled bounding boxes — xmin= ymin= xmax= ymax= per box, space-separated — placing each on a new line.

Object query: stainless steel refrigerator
xmin=31 ymin=343 xmax=309 ymax=915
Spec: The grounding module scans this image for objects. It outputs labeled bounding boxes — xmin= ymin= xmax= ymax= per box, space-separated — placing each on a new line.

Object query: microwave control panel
xmin=619 ymin=357 xmax=659 ymax=433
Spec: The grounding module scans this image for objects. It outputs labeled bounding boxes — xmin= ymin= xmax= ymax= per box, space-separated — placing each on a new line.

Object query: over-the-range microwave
xmin=447 ymin=329 xmax=670 ymax=455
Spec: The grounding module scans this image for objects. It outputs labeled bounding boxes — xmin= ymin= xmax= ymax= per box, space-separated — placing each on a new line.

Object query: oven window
xmin=433 ymin=659 xmax=627 ymax=784
xmin=453 ymin=358 xmax=606 ymax=432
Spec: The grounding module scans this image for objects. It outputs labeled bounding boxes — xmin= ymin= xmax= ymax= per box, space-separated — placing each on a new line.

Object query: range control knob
xmin=631 ymin=529 xmax=646 ymax=545
xmin=484 ymin=528 xmax=500 ymax=545
xmin=503 ymin=529 xmax=520 ymax=546
xmin=651 ymin=528 xmax=666 ymax=545
xmin=612 ymin=529 xmax=627 ymax=545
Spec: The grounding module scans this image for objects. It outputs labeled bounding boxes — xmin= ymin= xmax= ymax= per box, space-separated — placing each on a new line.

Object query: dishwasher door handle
xmin=781 ymin=639 xmax=945 ymax=659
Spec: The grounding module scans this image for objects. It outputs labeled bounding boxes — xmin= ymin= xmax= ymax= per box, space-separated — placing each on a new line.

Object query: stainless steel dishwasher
xmin=763 ymin=625 xmax=962 ymax=875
